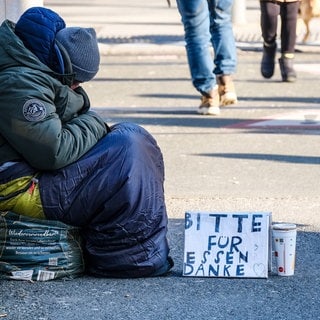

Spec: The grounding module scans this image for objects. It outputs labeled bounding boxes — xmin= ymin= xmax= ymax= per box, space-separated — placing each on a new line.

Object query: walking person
xmin=260 ymin=0 xmax=300 ymax=82
xmin=176 ymin=0 xmax=238 ymax=116
xmin=0 ymin=7 xmax=173 ymax=278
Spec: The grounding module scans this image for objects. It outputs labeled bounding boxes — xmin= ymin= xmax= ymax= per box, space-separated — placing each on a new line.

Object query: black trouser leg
xmin=260 ymin=1 xmax=279 ymax=78
xmin=260 ymin=1 xmax=279 ymax=46
xmin=280 ymin=1 xmax=300 ymax=54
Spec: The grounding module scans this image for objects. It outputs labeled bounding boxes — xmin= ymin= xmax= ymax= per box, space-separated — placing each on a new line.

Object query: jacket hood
xmin=15 ymin=7 xmax=66 ymax=74
xmin=0 ymin=20 xmax=54 ymax=74
xmin=0 ymin=20 xmax=75 ymax=86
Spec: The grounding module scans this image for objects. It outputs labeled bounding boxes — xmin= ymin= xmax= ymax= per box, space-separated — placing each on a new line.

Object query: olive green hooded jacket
xmin=0 ymin=20 xmax=108 ymax=170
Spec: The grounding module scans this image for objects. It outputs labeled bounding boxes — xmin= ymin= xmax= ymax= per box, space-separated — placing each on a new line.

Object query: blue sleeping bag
xmin=39 ymin=122 xmax=173 ymax=277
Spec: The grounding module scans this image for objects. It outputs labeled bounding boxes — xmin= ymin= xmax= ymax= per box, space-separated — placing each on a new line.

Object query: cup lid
xmin=272 ymin=223 xmax=297 ymax=231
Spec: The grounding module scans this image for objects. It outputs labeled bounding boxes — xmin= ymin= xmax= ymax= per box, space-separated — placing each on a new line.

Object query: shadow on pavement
xmin=196 ymin=153 xmax=320 ymax=165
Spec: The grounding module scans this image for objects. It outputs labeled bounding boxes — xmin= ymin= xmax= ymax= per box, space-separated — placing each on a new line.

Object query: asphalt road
xmin=1 ymin=1 xmax=320 ymax=319
xmin=1 ymin=49 xmax=320 ymax=320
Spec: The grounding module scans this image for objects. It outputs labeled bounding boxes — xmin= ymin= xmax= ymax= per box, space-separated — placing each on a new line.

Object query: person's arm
xmin=0 ymin=71 xmax=108 ymax=170
xmin=54 ymin=83 xmax=89 ymax=122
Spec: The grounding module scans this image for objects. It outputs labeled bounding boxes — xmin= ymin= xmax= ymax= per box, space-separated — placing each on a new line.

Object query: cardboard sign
xmin=183 ymin=211 xmax=271 ymax=278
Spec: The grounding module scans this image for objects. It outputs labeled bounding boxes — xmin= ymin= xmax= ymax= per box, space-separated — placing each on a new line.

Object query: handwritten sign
xmin=183 ymin=211 xmax=272 ymax=278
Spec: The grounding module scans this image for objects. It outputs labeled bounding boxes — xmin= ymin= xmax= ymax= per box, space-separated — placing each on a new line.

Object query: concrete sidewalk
xmin=1 ymin=1 xmax=320 ymax=319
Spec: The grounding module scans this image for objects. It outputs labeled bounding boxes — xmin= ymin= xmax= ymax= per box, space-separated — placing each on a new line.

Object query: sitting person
xmin=0 ymin=7 xmax=173 ymax=278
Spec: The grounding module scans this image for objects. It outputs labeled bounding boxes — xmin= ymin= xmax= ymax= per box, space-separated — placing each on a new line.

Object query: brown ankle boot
xmin=217 ymin=75 xmax=238 ymax=106
xmin=198 ymin=86 xmax=220 ymax=116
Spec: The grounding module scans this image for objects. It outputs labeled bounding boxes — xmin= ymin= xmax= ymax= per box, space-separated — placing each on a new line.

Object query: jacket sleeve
xmin=54 ymin=84 xmax=90 ymax=122
xmin=0 ymin=72 xmax=108 ymax=170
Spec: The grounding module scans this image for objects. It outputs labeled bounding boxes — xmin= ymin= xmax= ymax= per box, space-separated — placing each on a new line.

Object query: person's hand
xmin=74 ymin=86 xmax=90 ymax=114
xmin=71 ymin=82 xmax=80 ymax=90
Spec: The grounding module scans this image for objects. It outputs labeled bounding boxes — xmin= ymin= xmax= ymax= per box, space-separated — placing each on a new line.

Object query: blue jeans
xmin=176 ymin=0 xmax=237 ymax=96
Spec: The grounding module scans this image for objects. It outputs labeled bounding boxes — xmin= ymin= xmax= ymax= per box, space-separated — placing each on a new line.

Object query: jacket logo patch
xmin=23 ymin=99 xmax=46 ymax=122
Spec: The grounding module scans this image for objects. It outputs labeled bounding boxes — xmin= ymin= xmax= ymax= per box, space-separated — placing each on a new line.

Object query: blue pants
xmin=176 ymin=0 xmax=237 ymax=95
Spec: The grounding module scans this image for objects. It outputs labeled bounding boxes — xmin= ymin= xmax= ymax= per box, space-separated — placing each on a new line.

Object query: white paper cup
xmin=272 ymin=223 xmax=297 ymax=276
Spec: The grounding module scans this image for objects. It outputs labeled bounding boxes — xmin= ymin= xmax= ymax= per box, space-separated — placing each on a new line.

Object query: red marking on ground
xmin=225 ymin=111 xmax=320 ymax=130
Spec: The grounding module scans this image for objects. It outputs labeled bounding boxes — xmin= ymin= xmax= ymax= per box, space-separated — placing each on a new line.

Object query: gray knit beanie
xmin=56 ymin=27 xmax=100 ymax=82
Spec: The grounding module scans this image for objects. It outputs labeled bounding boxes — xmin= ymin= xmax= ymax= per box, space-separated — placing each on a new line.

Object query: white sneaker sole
xmin=198 ymin=106 xmax=220 ymax=116
xmin=220 ymin=92 xmax=238 ymax=106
